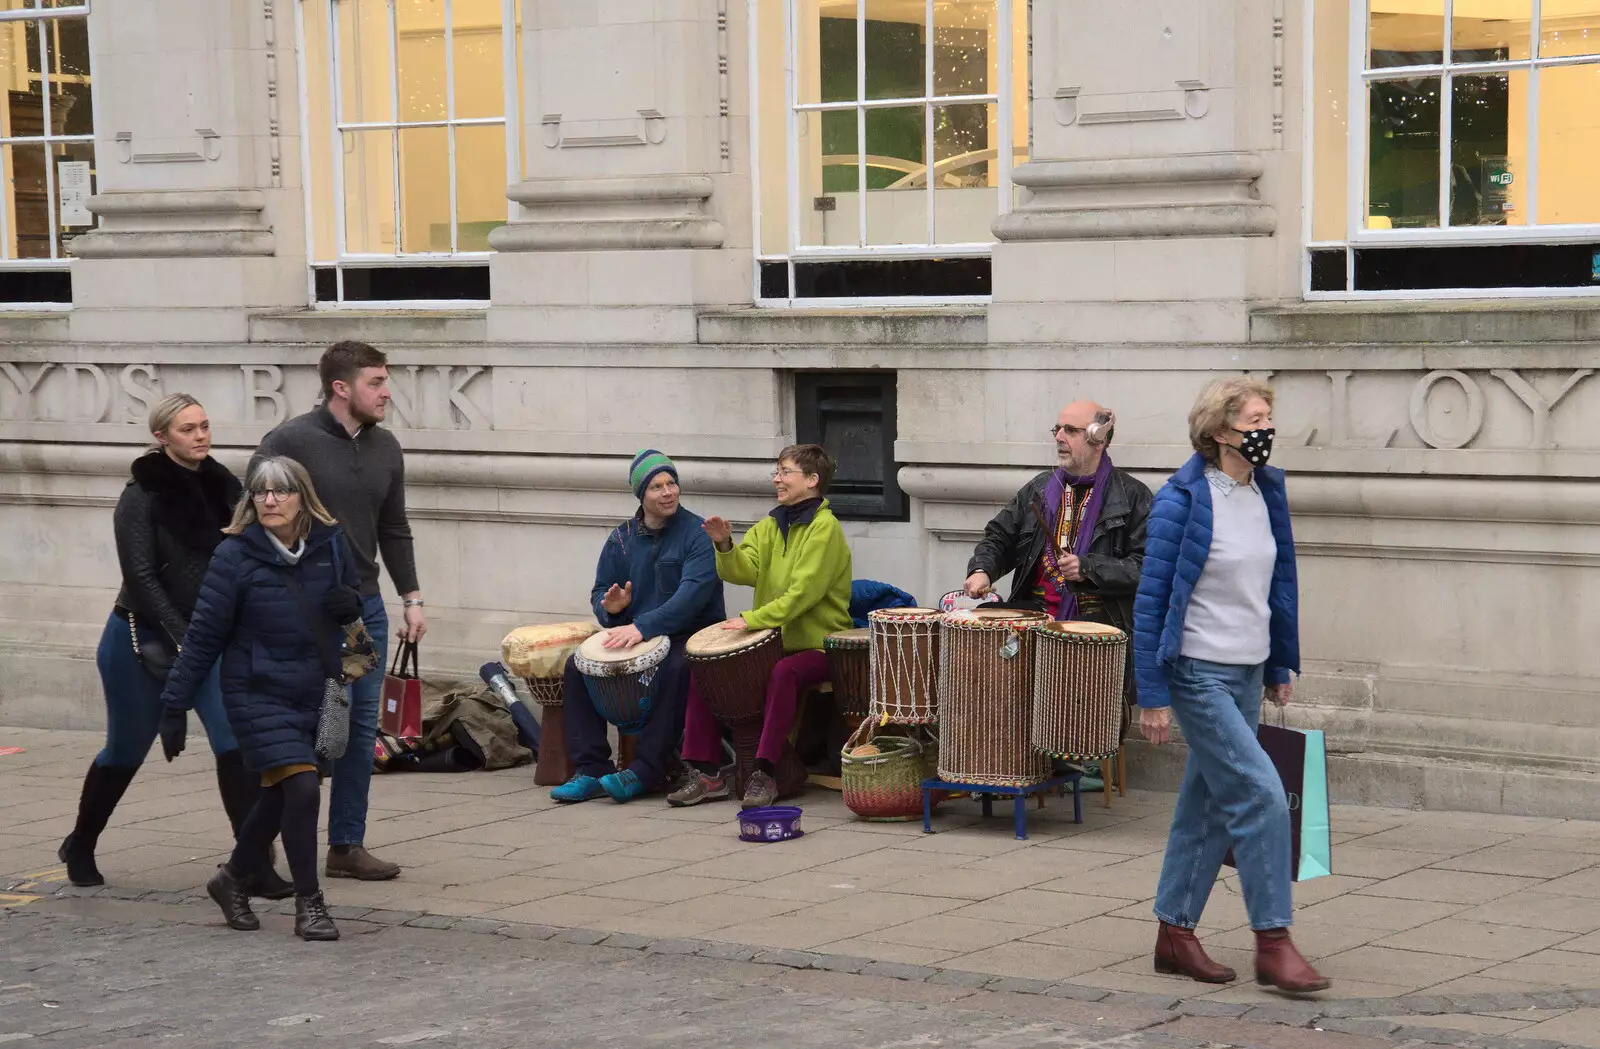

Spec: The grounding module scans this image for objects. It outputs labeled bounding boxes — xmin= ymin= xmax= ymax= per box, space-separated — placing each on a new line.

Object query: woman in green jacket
xmin=669 ymin=444 xmax=853 ymax=809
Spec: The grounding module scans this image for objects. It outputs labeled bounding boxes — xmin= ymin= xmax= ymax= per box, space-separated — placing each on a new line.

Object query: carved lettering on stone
xmin=386 ymin=365 xmax=422 ymax=429
xmin=435 ymin=365 xmax=489 ymax=431
xmin=60 ymin=363 xmax=111 ymax=423
xmin=0 ymin=362 xmax=55 ymax=420
xmin=1490 ymin=368 xmax=1594 ymax=450
xmin=119 ymin=365 xmax=162 ymax=424
xmin=241 ymin=364 xmax=286 ymax=426
xmin=1325 ymin=370 xmax=1398 ymax=449
xmin=1408 ymin=370 xmax=1485 ymax=450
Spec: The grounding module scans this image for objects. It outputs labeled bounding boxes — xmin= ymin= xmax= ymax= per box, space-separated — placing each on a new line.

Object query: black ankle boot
xmin=58 ymin=763 xmax=139 ymax=887
xmin=294 ymin=892 xmax=339 ymax=941
xmin=212 ymin=751 xmax=294 ymax=900
xmin=205 ymin=864 xmax=260 ymax=931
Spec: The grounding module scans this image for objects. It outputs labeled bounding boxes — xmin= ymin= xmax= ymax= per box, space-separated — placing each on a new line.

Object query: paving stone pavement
xmin=4 ymin=727 xmax=1600 ymax=1047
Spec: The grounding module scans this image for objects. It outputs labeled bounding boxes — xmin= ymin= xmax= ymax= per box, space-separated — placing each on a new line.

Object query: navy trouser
xmin=562 ymin=639 xmax=690 ymax=790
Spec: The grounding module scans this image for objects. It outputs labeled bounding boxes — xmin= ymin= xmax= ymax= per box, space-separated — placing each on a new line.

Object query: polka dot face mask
xmin=1230 ymin=427 xmax=1275 ymax=467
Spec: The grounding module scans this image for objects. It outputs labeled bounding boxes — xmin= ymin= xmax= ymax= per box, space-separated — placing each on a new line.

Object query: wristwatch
xmin=403 ymin=598 xmax=425 ymax=608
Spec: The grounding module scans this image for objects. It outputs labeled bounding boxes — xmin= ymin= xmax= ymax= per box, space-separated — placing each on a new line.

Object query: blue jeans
xmin=327 ymin=594 xmax=389 ymax=846
xmin=1153 ymin=656 xmax=1293 ymax=932
xmin=96 ymin=611 xmax=234 ymax=767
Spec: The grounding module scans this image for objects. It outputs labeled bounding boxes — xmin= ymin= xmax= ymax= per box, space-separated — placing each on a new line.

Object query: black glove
xmin=159 ymin=706 xmax=188 ymax=762
xmin=323 ymin=584 xmax=364 ymax=625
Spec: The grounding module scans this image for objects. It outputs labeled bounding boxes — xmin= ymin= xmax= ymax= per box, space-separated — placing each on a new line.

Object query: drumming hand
xmin=1267 ymin=681 xmax=1293 ymax=706
xmin=1140 ymin=706 xmax=1172 ymax=746
xmin=1057 ymin=553 xmax=1083 ymax=582
xmin=603 ymin=625 xmax=644 ymax=650
xmin=602 ymin=582 xmax=633 ymax=615
xmin=720 ymin=617 xmax=748 ymax=631
xmin=963 ymin=571 xmax=991 ymax=598
xmin=702 ymin=516 xmax=734 ymax=551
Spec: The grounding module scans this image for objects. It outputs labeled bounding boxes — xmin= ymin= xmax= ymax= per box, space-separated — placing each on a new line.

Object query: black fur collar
xmin=130 ymin=452 xmax=243 ymax=553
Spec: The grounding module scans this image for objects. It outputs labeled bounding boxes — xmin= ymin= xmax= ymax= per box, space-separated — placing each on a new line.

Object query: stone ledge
xmin=1252 ymin=300 xmax=1600 ymax=345
xmin=697 ymin=307 xmax=987 ymax=346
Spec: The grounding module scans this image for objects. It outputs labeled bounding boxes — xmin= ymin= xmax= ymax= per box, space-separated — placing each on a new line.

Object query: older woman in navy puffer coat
xmin=1132 ymin=377 xmax=1330 ymax=995
xmin=160 ymin=456 xmax=363 ymax=943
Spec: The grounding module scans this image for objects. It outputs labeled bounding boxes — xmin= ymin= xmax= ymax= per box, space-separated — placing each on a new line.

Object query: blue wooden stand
xmin=920 ymin=773 xmax=1082 ymax=841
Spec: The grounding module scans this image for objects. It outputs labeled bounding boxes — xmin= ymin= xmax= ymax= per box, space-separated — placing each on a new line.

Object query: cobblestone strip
xmin=30 ymin=885 xmax=1600 ymax=1049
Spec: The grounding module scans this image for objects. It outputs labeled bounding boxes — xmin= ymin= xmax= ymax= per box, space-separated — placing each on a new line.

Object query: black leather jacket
xmin=113 ymin=452 xmax=243 ymax=645
xmin=965 ymin=465 xmax=1152 ymax=636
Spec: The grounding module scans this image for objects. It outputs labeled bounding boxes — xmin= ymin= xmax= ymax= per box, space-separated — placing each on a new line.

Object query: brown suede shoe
xmin=1154 ymin=921 xmax=1237 ymax=983
xmin=325 ymin=844 xmax=401 ymax=881
xmin=1255 ymin=929 xmax=1332 ymax=993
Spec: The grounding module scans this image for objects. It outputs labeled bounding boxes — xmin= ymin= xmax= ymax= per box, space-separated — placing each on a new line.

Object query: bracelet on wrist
xmin=403 ymin=598 xmax=425 ymax=608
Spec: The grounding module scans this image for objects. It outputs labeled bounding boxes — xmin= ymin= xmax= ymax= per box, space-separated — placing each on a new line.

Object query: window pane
xmin=1311 ymin=0 xmax=1349 ymax=241
xmin=798 ymin=0 xmax=857 ymax=105
xmin=46 ymin=17 xmax=90 ymax=136
xmin=339 ymin=0 xmax=394 ymax=124
xmin=453 ymin=0 xmax=505 ymax=120
xmin=1450 ymin=71 xmax=1527 ymax=227
xmin=1452 ymin=1 xmax=1531 ymax=60
xmin=755 ymin=0 xmax=789 ymax=253
xmin=1367 ymin=77 xmax=1441 ymax=229
xmin=865 ymin=0 xmax=923 ymax=101
xmin=1539 ymin=2 xmax=1600 ymax=58
xmin=1535 ymin=63 xmax=1600 ymax=224
xmin=396 ymin=0 xmax=446 ymax=122
xmin=1368 ymin=0 xmax=1444 ymax=66
xmin=53 ymin=139 xmax=91 ymax=252
xmin=932 ymin=0 xmax=993 ymax=97
xmin=0 ymin=21 xmax=47 ymax=139
xmin=798 ymin=110 xmax=860 ymax=246
xmin=342 ymin=129 xmax=397 ymax=253
xmin=398 ymin=125 xmax=450 ymax=252
xmin=932 ymin=102 xmax=995 ymax=243
xmin=304 ymin=0 xmax=337 ymax=260
xmin=5 ymin=142 xmax=50 ymax=258
xmin=454 ymin=123 xmax=505 ymax=251
xmin=864 ymin=104 xmax=924 ymax=244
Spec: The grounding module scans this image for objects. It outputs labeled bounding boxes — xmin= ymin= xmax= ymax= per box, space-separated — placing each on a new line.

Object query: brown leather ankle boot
xmin=1153 ymin=921 xmax=1237 ymax=983
xmin=1254 ymin=929 xmax=1331 ymax=993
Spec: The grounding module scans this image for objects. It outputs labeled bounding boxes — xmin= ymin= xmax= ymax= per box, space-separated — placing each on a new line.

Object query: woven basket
xmin=841 ymin=720 xmax=938 ymax=822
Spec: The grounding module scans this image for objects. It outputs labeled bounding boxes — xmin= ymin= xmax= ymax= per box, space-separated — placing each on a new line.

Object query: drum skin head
xmin=577 ymin=631 xmax=669 ymax=664
xmin=501 ymin=621 xmax=601 ymax=679
xmin=686 ymin=623 xmax=777 ymax=657
xmin=825 ymin=628 xmax=870 ymax=647
xmin=1034 ymin=620 xmax=1126 ymax=639
xmin=868 ymin=607 xmax=941 ymax=623
xmin=946 ymin=607 xmax=1048 ymax=628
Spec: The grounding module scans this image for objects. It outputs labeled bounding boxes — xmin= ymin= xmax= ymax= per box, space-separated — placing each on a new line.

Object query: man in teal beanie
xmin=551 ymin=449 xmax=726 ymax=803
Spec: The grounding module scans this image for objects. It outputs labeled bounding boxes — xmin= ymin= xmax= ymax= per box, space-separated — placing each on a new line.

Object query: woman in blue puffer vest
xmin=159 ymin=456 xmax=363 ymax=943
xmin=1132 ymin=377 xmax=1330 ymax=995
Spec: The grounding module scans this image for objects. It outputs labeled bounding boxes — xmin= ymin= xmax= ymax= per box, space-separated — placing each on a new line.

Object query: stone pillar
xmin=70 ymin=0 xmax=307 ymax=341
xmin=488 ymin=1 xmax=752 ymax=342
xmin=991 ymin=0 xmax=1289 ymax=343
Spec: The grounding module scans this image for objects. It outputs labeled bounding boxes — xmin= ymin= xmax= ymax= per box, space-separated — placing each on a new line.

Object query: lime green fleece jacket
xmin=715 ymin=501 xmax=853 ymax=652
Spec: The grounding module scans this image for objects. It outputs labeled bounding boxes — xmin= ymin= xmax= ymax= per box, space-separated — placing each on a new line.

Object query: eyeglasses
xmin=772 ymin=467 xmax=804 ymax=479
xmin=250 ymin=488 xmax=299 ymax=502
xmin=1050 ymin=424 xmax=1086 ymax=438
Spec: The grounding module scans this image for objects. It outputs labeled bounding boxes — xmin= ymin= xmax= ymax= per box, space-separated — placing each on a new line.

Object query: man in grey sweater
xmin=252 ymin=341 xmax=425 ymax=881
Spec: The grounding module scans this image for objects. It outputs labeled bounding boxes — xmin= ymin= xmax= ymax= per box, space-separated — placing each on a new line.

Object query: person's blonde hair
xmin=224 ymin=456 xmax=337 ymax=542
xmin=148 ymin=393 xmax=202 ymax=452
xmin=1188 ymin=376 xmax=1276 ymax=465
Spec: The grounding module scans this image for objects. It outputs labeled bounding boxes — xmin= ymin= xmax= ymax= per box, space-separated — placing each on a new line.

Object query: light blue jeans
xmin=1153 ymin=656 xmax=1293 ymax=932
xmin=327 ymin=593 xmax=389 ymax=846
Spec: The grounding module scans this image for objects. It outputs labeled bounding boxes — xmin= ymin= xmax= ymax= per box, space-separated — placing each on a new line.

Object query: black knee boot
xmin=213 ymin=750 xmax=294 ymax=900
xmin=59 ymin=763 xmax=139 ymax=887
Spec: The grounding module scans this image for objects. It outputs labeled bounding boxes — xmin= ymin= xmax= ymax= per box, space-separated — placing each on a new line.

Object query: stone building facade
xmin=0 ymin=1 xmax=1595 ymax=815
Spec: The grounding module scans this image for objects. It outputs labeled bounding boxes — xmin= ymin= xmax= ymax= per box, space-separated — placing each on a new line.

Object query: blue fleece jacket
xmin=1132 ymin=453 xmax=1301 ymax=708
xmin=590 ymin=507 xmax=725 ymax=641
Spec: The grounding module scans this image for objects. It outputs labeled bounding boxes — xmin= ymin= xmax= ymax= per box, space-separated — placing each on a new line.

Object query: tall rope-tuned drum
xmin=867 ymin=608 xmax=942 ymax=725
xmin=501 ymin=621 xmax=599 ymax=786
xmin=685 ymin=624 xmax=806 ymax=797
xmin=1030 ymin=621 xmax=1127 ymax=763
xmin=936 ymin=608 xmax=1051 ymax=786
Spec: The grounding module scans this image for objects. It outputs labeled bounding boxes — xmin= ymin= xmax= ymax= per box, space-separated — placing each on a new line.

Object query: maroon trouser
xmin=681 ymin=649 xmax=830 ymax=765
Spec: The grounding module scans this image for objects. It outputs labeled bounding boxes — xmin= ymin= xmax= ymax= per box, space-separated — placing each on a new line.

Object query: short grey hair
xmin=224 ymin=456 xmax=337 ymax=540
xmin=1188 ymin=377 xmax=1275 ymax=465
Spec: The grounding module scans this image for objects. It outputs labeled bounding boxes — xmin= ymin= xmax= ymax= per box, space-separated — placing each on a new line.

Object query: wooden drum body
xmin=1030 ymin=622 xmax=1128 ymax=762
xmin=823 ymin=628 xmax=871 ymax=719
xmin=868 ymin=608 xmax=942 ymax=725
xmin=501 ymin=621 xmax=599 ymax=786
xmin=686 ymin=625 xmax=802 ymax=795
xmin=573 ymin=632 xmax=670 ymax=735
xmin=936 ymin=608 xmax=1051 ymax=787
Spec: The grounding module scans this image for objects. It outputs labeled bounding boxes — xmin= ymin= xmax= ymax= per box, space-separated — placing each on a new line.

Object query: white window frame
xmin=750 ymin=0 xmax=1024 ymax=305
xmin=296 ymin=0 xmax=519 ymax=306
xmin=0 ymin=0 xmax=94 ymax=290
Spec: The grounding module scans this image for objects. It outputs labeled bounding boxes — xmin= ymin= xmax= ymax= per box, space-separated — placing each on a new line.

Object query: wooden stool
xmin=1096 ymin=745 xmax=1128 ymax=808
xmin=798 ymin=682 xmax=844 ymax=791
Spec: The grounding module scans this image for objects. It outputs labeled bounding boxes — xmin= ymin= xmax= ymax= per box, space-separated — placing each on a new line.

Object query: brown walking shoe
xmin=1153 ymin=921 xmax=1236 ymax=983
xmin=325 ymin=844 xmax=401 ymax=881
xmin=1255 ymin=929 xmax=1332 ymax=993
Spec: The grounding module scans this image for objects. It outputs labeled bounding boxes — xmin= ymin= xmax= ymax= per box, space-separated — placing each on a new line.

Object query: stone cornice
xmin=490 ymin=174 xmax=725 ymax=252
xmin=71 ymin=189 xmax=274 ymax=259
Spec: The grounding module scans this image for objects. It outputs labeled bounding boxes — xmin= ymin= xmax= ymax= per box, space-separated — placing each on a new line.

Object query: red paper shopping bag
xmin=381 ymin=641 xmax=424 ymax=738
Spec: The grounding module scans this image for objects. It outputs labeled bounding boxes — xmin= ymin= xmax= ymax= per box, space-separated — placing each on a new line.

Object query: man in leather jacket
xmin=963 ymin=401 xmax=1151 ymax=720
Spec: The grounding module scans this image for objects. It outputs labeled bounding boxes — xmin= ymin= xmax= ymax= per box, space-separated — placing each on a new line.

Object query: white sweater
xmin=1180 ymin=467 xmax=1277 ymax=666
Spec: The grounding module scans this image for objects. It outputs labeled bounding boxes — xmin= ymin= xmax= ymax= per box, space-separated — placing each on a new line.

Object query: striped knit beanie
xmin=629 ymin=449 xmax=678 ymax=500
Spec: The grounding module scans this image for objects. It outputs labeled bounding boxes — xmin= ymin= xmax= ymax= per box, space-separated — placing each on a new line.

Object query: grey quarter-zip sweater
xmin=251 ymin=405 xmax=419 ymax=598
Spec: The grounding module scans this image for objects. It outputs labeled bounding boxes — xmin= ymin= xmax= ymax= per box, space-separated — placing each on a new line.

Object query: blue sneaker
xmin=599 ymin=769 xmax=646 ymax=803
xmin=551 ymin=774 xmax=606 ymax=803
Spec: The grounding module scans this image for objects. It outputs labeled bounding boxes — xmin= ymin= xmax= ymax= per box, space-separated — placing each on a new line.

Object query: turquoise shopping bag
xmin=1223 ymin=723 xmax=1334 ymax=882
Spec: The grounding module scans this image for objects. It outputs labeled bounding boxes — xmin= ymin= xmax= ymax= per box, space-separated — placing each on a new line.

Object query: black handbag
xmin=126 ymin=611 xmax=177 ymax=683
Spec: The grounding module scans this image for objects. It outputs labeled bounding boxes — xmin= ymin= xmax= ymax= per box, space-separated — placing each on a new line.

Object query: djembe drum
xmin=823 ymin=628 xmax=871 ymax=720
xmin=573 ymin=631 xmax=669 ymax=733
xmin=501 ymin=621 xmax=599 ymax=786
xmin=685 ymin=624 xmax=805 ymax=797
xmin=1030 ymin=621 xmax=1127 ymax=762
xmin=936 ymin=608 xmax=1050 ymax=786
xmin=868 ymin=608 xmax=942 ymax=725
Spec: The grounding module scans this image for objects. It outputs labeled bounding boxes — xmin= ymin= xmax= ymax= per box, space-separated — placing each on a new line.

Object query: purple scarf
xmin=1038 ymin=453 xmax=1115 ymax=621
